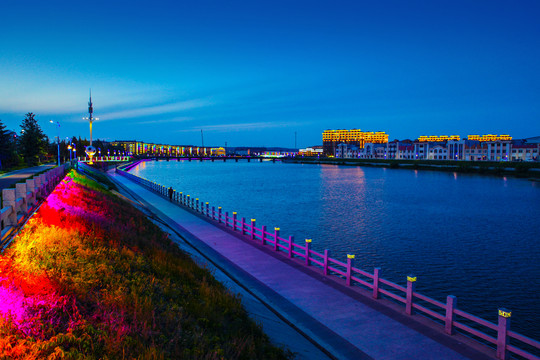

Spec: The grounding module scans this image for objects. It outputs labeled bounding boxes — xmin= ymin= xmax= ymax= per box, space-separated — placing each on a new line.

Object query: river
xmin=131 ymin=159 xmax=540 ymax=341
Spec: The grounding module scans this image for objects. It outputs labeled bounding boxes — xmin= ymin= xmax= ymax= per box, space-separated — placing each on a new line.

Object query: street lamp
xmin=67 ymin=144 xmax=72 ymax=161
xmin=50 ymin=120 xmax=60 ymax=165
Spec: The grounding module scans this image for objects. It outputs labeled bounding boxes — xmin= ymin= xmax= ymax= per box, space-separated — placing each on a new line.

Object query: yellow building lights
xmin=418 ymin=135 xmax=460 ymax=142
xmin=467 ymin=134 xmax=512 ymax=141
xmin=322 ymin=129 xmax=388 ymax=148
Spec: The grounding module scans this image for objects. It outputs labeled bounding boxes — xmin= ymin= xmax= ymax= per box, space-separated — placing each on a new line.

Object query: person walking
xmin=168 ymin=186 xmax=174 ymax=201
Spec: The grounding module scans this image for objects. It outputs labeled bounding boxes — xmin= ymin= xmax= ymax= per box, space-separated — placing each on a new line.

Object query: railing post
xmin=179 ymin=192 xmax=183 ymax=205
xmin=196 ymin=198 xmax=199 ymax=212
xmin=406 ymin=275 xmax=416 ymax=315
xmin=241 ymin=217 xmax=246 ymax=234
xmin=346 ymin=254 xmax=355 ymax=286
xmin=373 ymin=267 xmax=381 ymax=299
xmin=206 ymin=202 xmax=209 ymax=217
xmin=186 ymin=195 xmax=190 ymax=208
xmin=26 ymin=179 xmax=36 ymax=207
xmin=232 ymin=212 xmax=237 ymax=230
xmin=323 ymin=249 xmax=330 ymax=275
xmin=36 ymin=175 xmax=45 ymax=197
xmin=225 ymin=212 xmax=229 ymax=227
xmin=2 ymin=189 xmax=17 ymax=226
xmin=496 ymin=308 xmax=511 ymax=360
xmin=305 ymin=239 xmax=312 ymax=265
xmin=218 ymin=207 xmax=222 ymax=223
xmin=445 ymin=295 xmax=457 ymax=335
xmin=250 ymin=219 xmax=256 ymax=240
xmin=288 ymin=236 xmax=294 ymax=258
xmin=261 ymin=225 xmax=266 ymax=245
xmin=15 ymin=183 xmax=28 ymax=213
xmin=274 ymin=228 xmax=280 ymax=251
xmin=34 ymin=176 xmax=42 ymax=198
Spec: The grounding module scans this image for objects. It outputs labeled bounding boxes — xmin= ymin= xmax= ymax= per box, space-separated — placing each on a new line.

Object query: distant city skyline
xmin=1 ymin=0 xmax=539 ymax=148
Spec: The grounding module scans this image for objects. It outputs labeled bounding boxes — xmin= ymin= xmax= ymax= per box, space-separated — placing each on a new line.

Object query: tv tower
xmin=83 ymin=90 xmax=99 ymax=164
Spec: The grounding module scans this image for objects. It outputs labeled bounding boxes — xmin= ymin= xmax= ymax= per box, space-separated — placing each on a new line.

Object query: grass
xmin=0 ymin=170 xmax=291 ymax=359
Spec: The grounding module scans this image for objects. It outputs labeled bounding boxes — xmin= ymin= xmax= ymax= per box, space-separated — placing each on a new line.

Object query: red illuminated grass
xmin=0 ymin=170 xmax=290 ymax=359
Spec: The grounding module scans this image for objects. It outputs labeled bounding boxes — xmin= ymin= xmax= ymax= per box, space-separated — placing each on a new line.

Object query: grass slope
xmin=0 ymin=170 xmax=290 ymax=359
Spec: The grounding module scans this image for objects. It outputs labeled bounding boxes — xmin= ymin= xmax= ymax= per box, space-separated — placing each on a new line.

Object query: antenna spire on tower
xmin=88 ymin=89 xmax=93 ymax=116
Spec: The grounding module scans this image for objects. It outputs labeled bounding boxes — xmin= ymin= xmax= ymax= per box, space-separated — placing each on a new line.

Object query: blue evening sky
xmin=1 ymin=0 xmax=539 ymax=148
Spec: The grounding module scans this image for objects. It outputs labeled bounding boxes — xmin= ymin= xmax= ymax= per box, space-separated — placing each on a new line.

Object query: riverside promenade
xmin=109 ymin=170 xmax=495 ymax=360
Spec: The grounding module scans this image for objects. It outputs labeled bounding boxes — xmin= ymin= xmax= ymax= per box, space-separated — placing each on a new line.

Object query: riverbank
xmin=0 ymin=170 xmax=290 ymax=359
xmin=284 ymin=157 xmax=540 ymax=178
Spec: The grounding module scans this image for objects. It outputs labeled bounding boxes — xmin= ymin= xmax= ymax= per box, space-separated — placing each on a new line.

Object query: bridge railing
xmin=116 ymin=165 xmax=540 ymax=360
xmin=1 ymin=165 xmax=67 ymax=249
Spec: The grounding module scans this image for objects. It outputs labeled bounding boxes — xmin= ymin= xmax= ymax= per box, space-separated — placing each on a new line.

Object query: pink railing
xmin=117 ymin=167 xmax=540 ymax=360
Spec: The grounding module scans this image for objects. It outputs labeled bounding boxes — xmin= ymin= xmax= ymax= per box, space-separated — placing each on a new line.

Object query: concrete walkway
xmin=0 ymin=164 xmax=55 ymax=191
xmin=109 ymin=170 xmax=495 ymax=360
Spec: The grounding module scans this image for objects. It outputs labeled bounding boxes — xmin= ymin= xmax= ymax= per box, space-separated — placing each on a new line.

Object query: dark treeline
xmin=0 ymin=113 xmax=124 ymax=171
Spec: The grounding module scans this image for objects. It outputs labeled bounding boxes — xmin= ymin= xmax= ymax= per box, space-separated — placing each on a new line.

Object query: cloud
xmin=177 ymin=121 xmax=302 ymax=133
xmin=135 ymin=117 xmax=193 ymax=125
xmin=98 ymin=99 xmax=212 ymax=121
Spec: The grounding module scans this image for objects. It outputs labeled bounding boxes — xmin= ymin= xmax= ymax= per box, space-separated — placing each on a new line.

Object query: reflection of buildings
xmin=111 ymin=140 xmax=225 ymax=157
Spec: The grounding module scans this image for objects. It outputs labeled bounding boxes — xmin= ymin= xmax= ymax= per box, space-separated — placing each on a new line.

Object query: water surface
xmin=132 ymin=160 xmax=540 ymax=340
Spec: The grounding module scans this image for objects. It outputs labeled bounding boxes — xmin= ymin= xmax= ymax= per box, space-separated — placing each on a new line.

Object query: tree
xmin=0 ymin=119 xmax=18 ymax=170
xmin=19 ymin=113 xmax=48 ymax=166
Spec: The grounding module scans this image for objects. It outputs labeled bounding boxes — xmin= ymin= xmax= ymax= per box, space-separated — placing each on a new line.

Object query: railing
xmin=78 ymin=156 xmax=131 ymax=162
xmin=116 ymin=165 xmax=540 ymax=360
xmin=1 ymin=165 xmax=67 ymax=249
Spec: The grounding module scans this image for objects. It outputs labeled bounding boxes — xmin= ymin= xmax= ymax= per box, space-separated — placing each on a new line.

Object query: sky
xmin=1 ymin=0 xmax=539 ymax=148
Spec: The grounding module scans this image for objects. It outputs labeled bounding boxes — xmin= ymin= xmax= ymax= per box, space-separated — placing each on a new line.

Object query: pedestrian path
xmin=0 ymin=164 xmax=55 ymax=190
xmin=109 ymin=170 xmax=495 ymax=360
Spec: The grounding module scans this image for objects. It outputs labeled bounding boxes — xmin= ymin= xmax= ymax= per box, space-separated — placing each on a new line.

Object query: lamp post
xmin=50 ymin=120 xmax=60 ymax=165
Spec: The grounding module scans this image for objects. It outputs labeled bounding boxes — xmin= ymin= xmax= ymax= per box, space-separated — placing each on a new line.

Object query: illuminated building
xmin=298 ymin=146 xmax=323 ymax=156
xmin=467 ymin=134 xmax=512 ymax=142
xmin=418 ymin=135 xmax=460 ymax=142
xmin=111 ymin=140 xmax=220 ymax=156
xmin=323 ymin=129 xmax=388 ymax=156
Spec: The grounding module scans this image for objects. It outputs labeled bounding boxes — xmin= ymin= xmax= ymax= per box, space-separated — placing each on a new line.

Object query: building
xmin=298 ymin=146 xmax=323 ymax=156
xmin=359 ymin=143 xmax=387 ymax=159
xmin=428 ymin=144 xmax=447 ymax=160
xmin=418 ymin=135 xmax=460 ymax=142
xmin=463 ymin=142 xmax=487 ymax=161
xmin=336 ymin=143 xmax=360 ymax=158
xmin=510 ymin=140 xmax=539 ymax=161
xmin=467 ymin=134 xmax=512 ymax=142
xmin=111 ymin=140 xmax=218 ymax=156
xmin=323 ymin=129 xmax=388 ymax=156
xmin=397 ymin=144 xmax=415 ymax=159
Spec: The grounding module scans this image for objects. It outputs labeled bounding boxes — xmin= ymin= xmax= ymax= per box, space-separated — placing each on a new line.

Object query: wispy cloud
xmin=99 ymin=99 xmax=212 ymax=121
xmin=177 ymin=121 xmax=302 ymax=133
xmin=135 ymin=117 xmax=193 ymax=125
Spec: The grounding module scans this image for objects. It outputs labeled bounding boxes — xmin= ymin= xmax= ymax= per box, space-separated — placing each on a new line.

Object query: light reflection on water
xmin=132 ymin=160 xmax=540 ymax=340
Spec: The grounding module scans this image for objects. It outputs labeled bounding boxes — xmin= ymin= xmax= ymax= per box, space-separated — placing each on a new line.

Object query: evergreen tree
xmin=19 ymin=113 xmax=48 ymax=166
xmin=0 ymin=119 xmax=17 ymax=170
